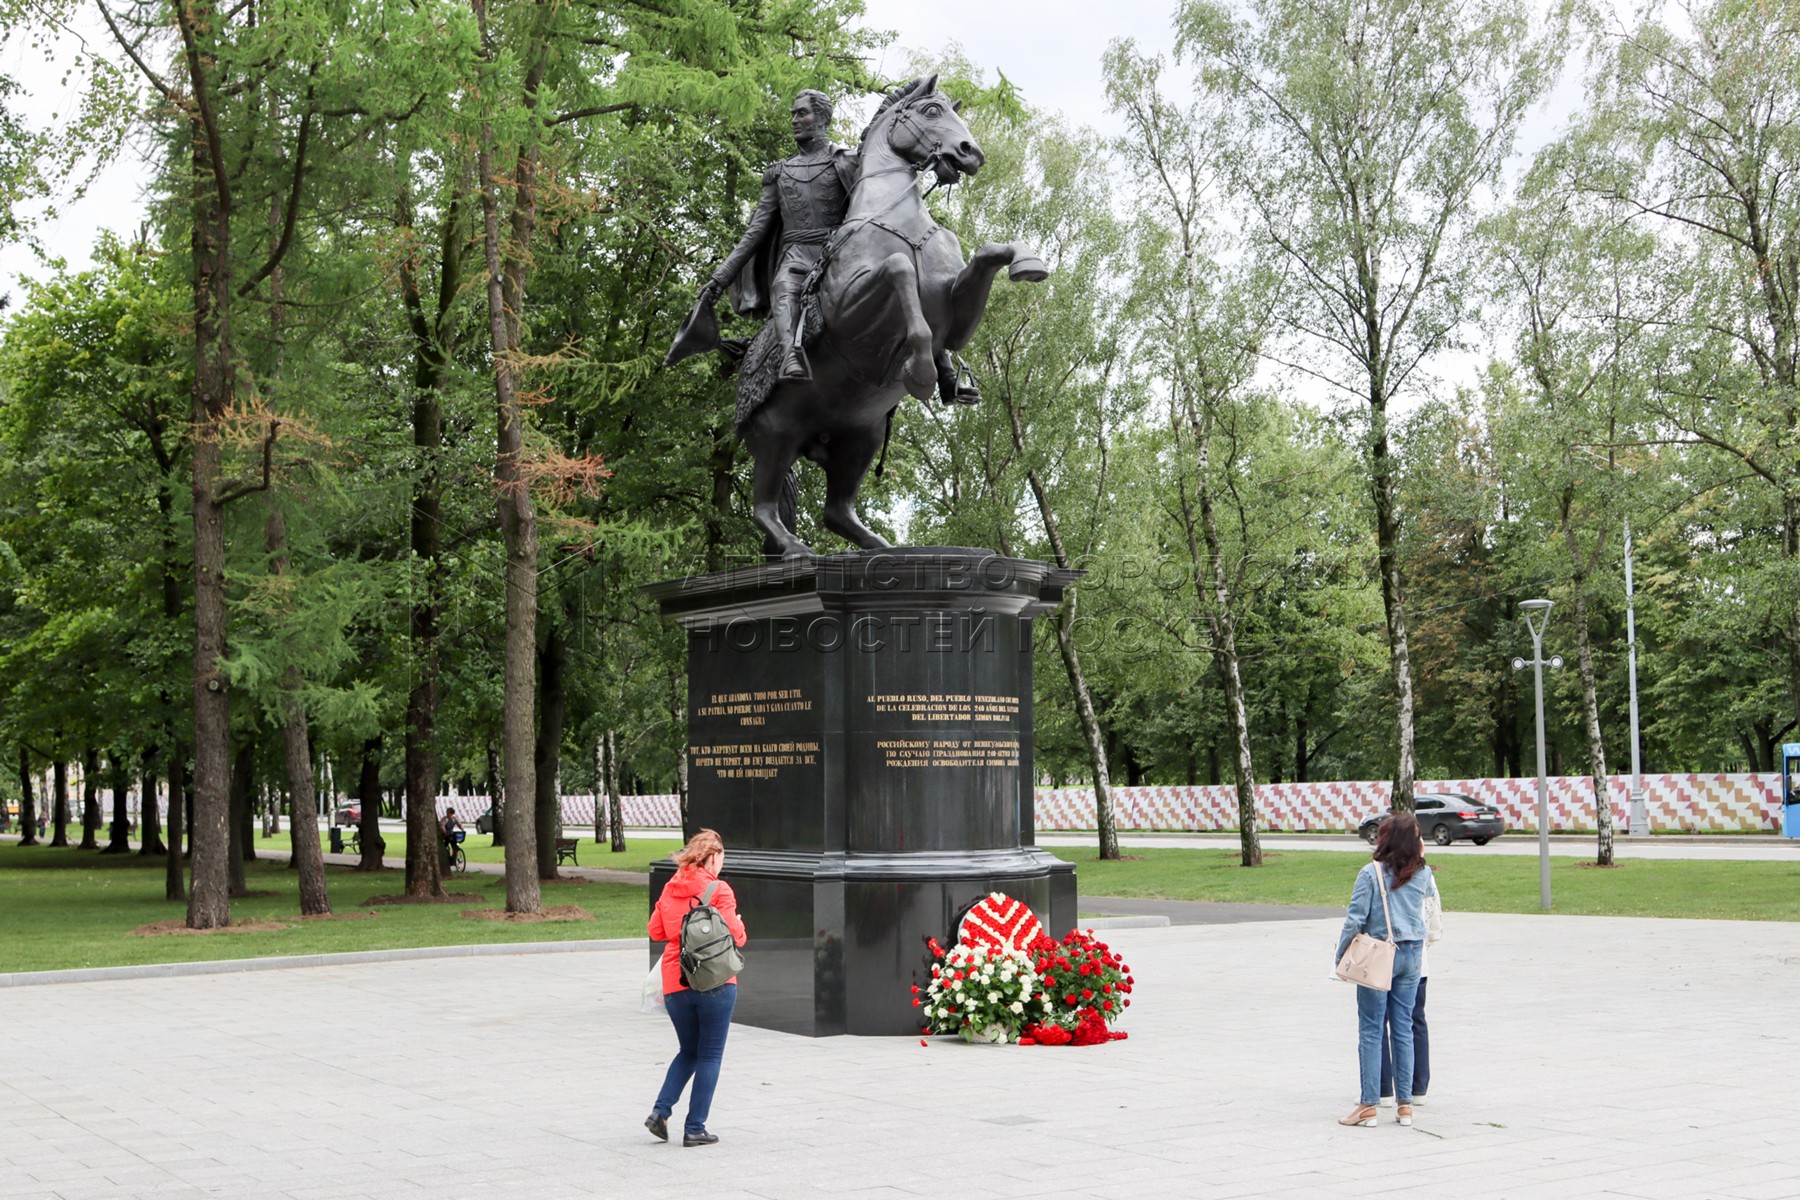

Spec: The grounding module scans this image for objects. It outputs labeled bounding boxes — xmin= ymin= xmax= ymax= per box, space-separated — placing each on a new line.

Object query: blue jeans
xmin=653 ymin=983 xmax=737 ymax=1136
xmin=1381 ymin=975 xmax=1430 ymax=1098
xmin=1357 ymin=941 xmax=1421 ymax=1105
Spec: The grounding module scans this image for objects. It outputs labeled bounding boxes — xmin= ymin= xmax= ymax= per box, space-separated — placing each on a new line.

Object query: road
xmin=1034 ymin=830 xmax=1800 ymax=861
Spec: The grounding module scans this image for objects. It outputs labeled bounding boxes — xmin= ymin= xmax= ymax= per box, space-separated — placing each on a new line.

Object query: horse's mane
xmin=859 ymin=75 xmax=937 ymax=147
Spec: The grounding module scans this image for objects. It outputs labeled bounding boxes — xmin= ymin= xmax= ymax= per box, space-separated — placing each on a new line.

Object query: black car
xmin=1358 ymin=793 xmax=1505 ymax=846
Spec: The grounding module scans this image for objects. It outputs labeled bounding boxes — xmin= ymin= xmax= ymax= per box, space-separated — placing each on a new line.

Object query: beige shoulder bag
xmin=1335 ymin=866 xmax=1396 ymax=990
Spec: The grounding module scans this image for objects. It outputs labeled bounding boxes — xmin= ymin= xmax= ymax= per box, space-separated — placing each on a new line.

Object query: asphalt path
xmin=337 ymin=821 xmax=1800 ymax=861
xmin=1036 ymin=830 xmax=1800 ymax=861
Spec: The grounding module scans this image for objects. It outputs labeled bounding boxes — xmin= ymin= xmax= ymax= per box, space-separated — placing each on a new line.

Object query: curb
xmin=1074 ymin=915 xmax=1171 ymax=930
xmin=0 ymin=936 xmax=644 ymax=990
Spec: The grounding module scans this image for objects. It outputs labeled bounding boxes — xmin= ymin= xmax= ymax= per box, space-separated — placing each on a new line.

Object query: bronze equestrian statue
xmin=667 ymin=75 xmax=1046 ymax=560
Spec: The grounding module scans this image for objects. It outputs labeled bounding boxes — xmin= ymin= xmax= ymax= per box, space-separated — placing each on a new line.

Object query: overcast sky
xmin=0 ymin=1 xmax=1192 ymax=300
xmin=2 ymin=0 xmax=1585 ymax=332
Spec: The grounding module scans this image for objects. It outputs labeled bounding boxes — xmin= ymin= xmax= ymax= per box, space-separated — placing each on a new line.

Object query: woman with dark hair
xmin=644 ymin=828 xmax=745 ymax=1147
xmin=1335 ymin=812 xmax=1434 ymax=1128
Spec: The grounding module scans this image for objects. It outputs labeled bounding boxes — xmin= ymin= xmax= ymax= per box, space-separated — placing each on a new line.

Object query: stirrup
xmin=779 ymin=345 xmax=812 ymax=382
xmin=941 ymin=356 xmax=980 ymax=405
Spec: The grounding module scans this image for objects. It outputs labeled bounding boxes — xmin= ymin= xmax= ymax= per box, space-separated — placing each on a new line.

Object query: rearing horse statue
xmin=699 ymin=76 xmax=1047 ymax=560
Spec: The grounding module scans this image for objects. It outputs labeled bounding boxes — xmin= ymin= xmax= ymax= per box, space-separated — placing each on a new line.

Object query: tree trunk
xmin=76 ymin=747 xmax=101 ymax=849
xmin=473 ymin=0 xmax=552 ymax=914
xmin=138 ymin=749 xmax=166 ymax=855
xmin=356 ymin=738 xmax=386 ymax=870
xmin=1050 ymin=606 xmax=1119 ymax=859
xmin=50 ymin=759 xmax=70 ymax=847
xmin=605 ymin=728 xmax=626 ymax=853
xmin=1000 ymin=391 xmax=1118 ymax=859
xmin=1192 ymin=417 xmax=1263 ymax=867
xmin=227 ymin=738 xmax=252 ymax=897
xmin=534 ymin=625 xmax=566 ymax=879
xmin=1296 ymin=712 xmax=1310 ymax=788
xmin=165 ymin=753 xmax=187 ymax=902
xmin=15 ymin=747 xmax=37 ymax=846
xmin=397 ymin=179 xmax=456 ymax=902
xmin=186 ymin=174 xmax=235 ymax=930
xmin=1570 ymin=579 xmax=1614 ymax=865
xmin=278 ymin=672 xmax=332 ymax=915
xmin=704 ymin=426 xmax=736 ymax=572
xmin=676 ymin=739 xmax=690 ymax=833
xmin=601 ymin=741 xmax=615 ymax=845
xmin=259 ymin=503 xmax=329 ymax=912
xmin=485 ymin=735 xmax=505 ymax=848
xmin=1370 ymin=401 xmax=1418 ymax=812
xmin=102 ymin=754 xmax=133 ymax=852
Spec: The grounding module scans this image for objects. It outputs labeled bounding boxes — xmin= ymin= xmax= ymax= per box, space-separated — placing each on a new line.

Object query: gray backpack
xmin=678 ymin=881 xmax=744 ymax=992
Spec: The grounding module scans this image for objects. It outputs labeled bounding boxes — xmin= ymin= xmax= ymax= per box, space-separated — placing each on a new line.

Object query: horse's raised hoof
xmin=1009 ymin=256 xmax=1048 ymax=283
xmin=903 ymin=355 xmax=936 ymax=401
xmin=780 ymin=547 xmax=816 ymax=563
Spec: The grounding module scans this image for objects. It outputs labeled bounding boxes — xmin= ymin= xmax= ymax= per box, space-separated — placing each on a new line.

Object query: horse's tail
xmin=762 ymin=466 xmax=800 ymax=561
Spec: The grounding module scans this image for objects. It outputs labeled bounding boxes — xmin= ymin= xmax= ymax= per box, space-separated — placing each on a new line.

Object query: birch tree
xmin=1178 ymin=0 xmax=1565 ymax=809
xmin=1105 ymin=40 xmax=1280 ymax=866
xmin=1578 ymin=0 xmax=1800 ymax=730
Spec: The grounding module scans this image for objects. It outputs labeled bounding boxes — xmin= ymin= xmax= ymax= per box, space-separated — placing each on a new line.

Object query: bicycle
xmin=444 ymin=829 xmax=467 ymax=873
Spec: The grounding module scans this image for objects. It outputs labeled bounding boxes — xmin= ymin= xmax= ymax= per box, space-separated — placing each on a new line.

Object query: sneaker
xmin=1378 ymin=1097 xmax=1395 ymax=1108
xmin=1396 ymin=1103 xmax=1414 ymax=1127
xmin=1337 ymin=1105 xmax=1378 ymax=1128
xmin=1412 ymin=1093 xmax=1427 ymax=1106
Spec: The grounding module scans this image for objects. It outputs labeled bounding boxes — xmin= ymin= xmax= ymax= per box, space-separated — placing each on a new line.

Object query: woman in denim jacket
xmin=1335 ymin=813 xmax=1434 ymax=1128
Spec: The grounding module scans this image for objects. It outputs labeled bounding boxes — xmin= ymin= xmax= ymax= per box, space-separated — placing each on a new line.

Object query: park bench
xmin=555 ymin=837 xmax=580 ymax=866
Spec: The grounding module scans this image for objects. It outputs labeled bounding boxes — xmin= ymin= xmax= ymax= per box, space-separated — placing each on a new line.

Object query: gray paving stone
xmin=1 ymin=913 xmax=1797 ymax=1198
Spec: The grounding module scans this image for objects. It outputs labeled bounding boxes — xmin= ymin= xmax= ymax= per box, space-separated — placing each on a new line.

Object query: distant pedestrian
xmin=645 ymin=828 xmax=745 ymax=1147
xmin=1336 ymin=812 xmax=1434 ymax=1129
xmin=1381 ymin=867 xmax=1442 ymax=1107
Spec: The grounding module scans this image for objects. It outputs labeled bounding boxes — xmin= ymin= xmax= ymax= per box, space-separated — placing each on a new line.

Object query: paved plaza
xmin=3 ymin=910 xmax=1797 ymax=1200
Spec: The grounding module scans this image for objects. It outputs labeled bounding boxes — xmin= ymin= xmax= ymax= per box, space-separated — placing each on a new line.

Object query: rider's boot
xmin=776 ymin=284 xmax=813 ymax=382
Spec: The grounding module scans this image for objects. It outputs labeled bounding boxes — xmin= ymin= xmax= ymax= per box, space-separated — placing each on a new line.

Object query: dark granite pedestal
xmin=644 ymin=548 xmax=1079 ymax=1037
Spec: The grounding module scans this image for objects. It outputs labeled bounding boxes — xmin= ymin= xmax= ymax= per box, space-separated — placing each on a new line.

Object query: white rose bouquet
xmin=915 ymin=940 xmax=1053 ymax=1044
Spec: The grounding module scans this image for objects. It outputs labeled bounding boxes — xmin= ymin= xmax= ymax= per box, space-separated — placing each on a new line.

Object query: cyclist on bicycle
xmin=440 ymin=808 xmax=465 ymax=872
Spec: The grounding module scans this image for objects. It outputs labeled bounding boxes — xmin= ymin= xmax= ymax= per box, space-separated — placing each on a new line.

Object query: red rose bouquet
xmin=1026 ymin=928 xmax=1134 ymax=1041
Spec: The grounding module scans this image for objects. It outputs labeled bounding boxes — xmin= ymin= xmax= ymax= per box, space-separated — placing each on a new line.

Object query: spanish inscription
xmin=864 ymin=693 xmax=1020 ymax=723
xmin=695 ymin=687 xmax=813 ymax=728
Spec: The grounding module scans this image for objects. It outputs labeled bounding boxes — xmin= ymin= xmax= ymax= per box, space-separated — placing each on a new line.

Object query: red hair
xmin=1374 ymin=813 xmax=1426 ymax=889
xmin=674 ymin=828 xmax=723 ymax=870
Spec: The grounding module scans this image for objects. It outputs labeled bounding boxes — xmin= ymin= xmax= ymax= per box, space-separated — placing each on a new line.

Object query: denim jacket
xmin=1336 ymin=861 xmax=1434 ymax=963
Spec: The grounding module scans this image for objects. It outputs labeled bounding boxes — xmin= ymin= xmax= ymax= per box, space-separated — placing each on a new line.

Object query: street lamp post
xmin=1513 ymin=599 xmax=1564 ymax=911
xmin=1624 ymin=518 xmax=1648 ymax=837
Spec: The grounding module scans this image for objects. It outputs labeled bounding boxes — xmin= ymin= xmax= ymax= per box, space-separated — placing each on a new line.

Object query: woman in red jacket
xmin=645 ymin=828 xmax=746 ymax=1147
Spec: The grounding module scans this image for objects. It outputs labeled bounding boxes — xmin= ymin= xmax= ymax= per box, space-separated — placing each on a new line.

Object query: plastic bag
xmin=641 ymin=963 xmax=666 ymax=1015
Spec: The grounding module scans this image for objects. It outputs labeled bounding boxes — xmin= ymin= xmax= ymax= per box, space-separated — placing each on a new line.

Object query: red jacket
xmin=648 ymin=865 xmax=746 ymax=995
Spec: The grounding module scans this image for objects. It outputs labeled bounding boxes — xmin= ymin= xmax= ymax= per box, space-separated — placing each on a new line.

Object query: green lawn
xmin=0 ymin=843 xmax=651 ymax=974
xmin=7 ymin=839 xmax=1795 ymax=978
xmin=253 ymin=830 xmax=681 ymax=875
xmin=1051 ymin=847 xmax=1800 ymax=921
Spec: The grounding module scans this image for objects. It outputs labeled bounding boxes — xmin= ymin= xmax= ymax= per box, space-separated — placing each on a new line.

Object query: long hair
xmin=1373 ymin=813 xmax=1426 ymax=889
xmin=674 ymin=828 xmax=723 ymax=871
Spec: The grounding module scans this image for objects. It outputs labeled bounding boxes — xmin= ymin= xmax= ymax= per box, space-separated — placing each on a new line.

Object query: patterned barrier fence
xmin=124 ymin=776 xmax=1779 ymax=835
xmin=1033 ymin=774 xmax=1782 ymax=833
xmin=440 ymin=774 xmax=1781 ymax=834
